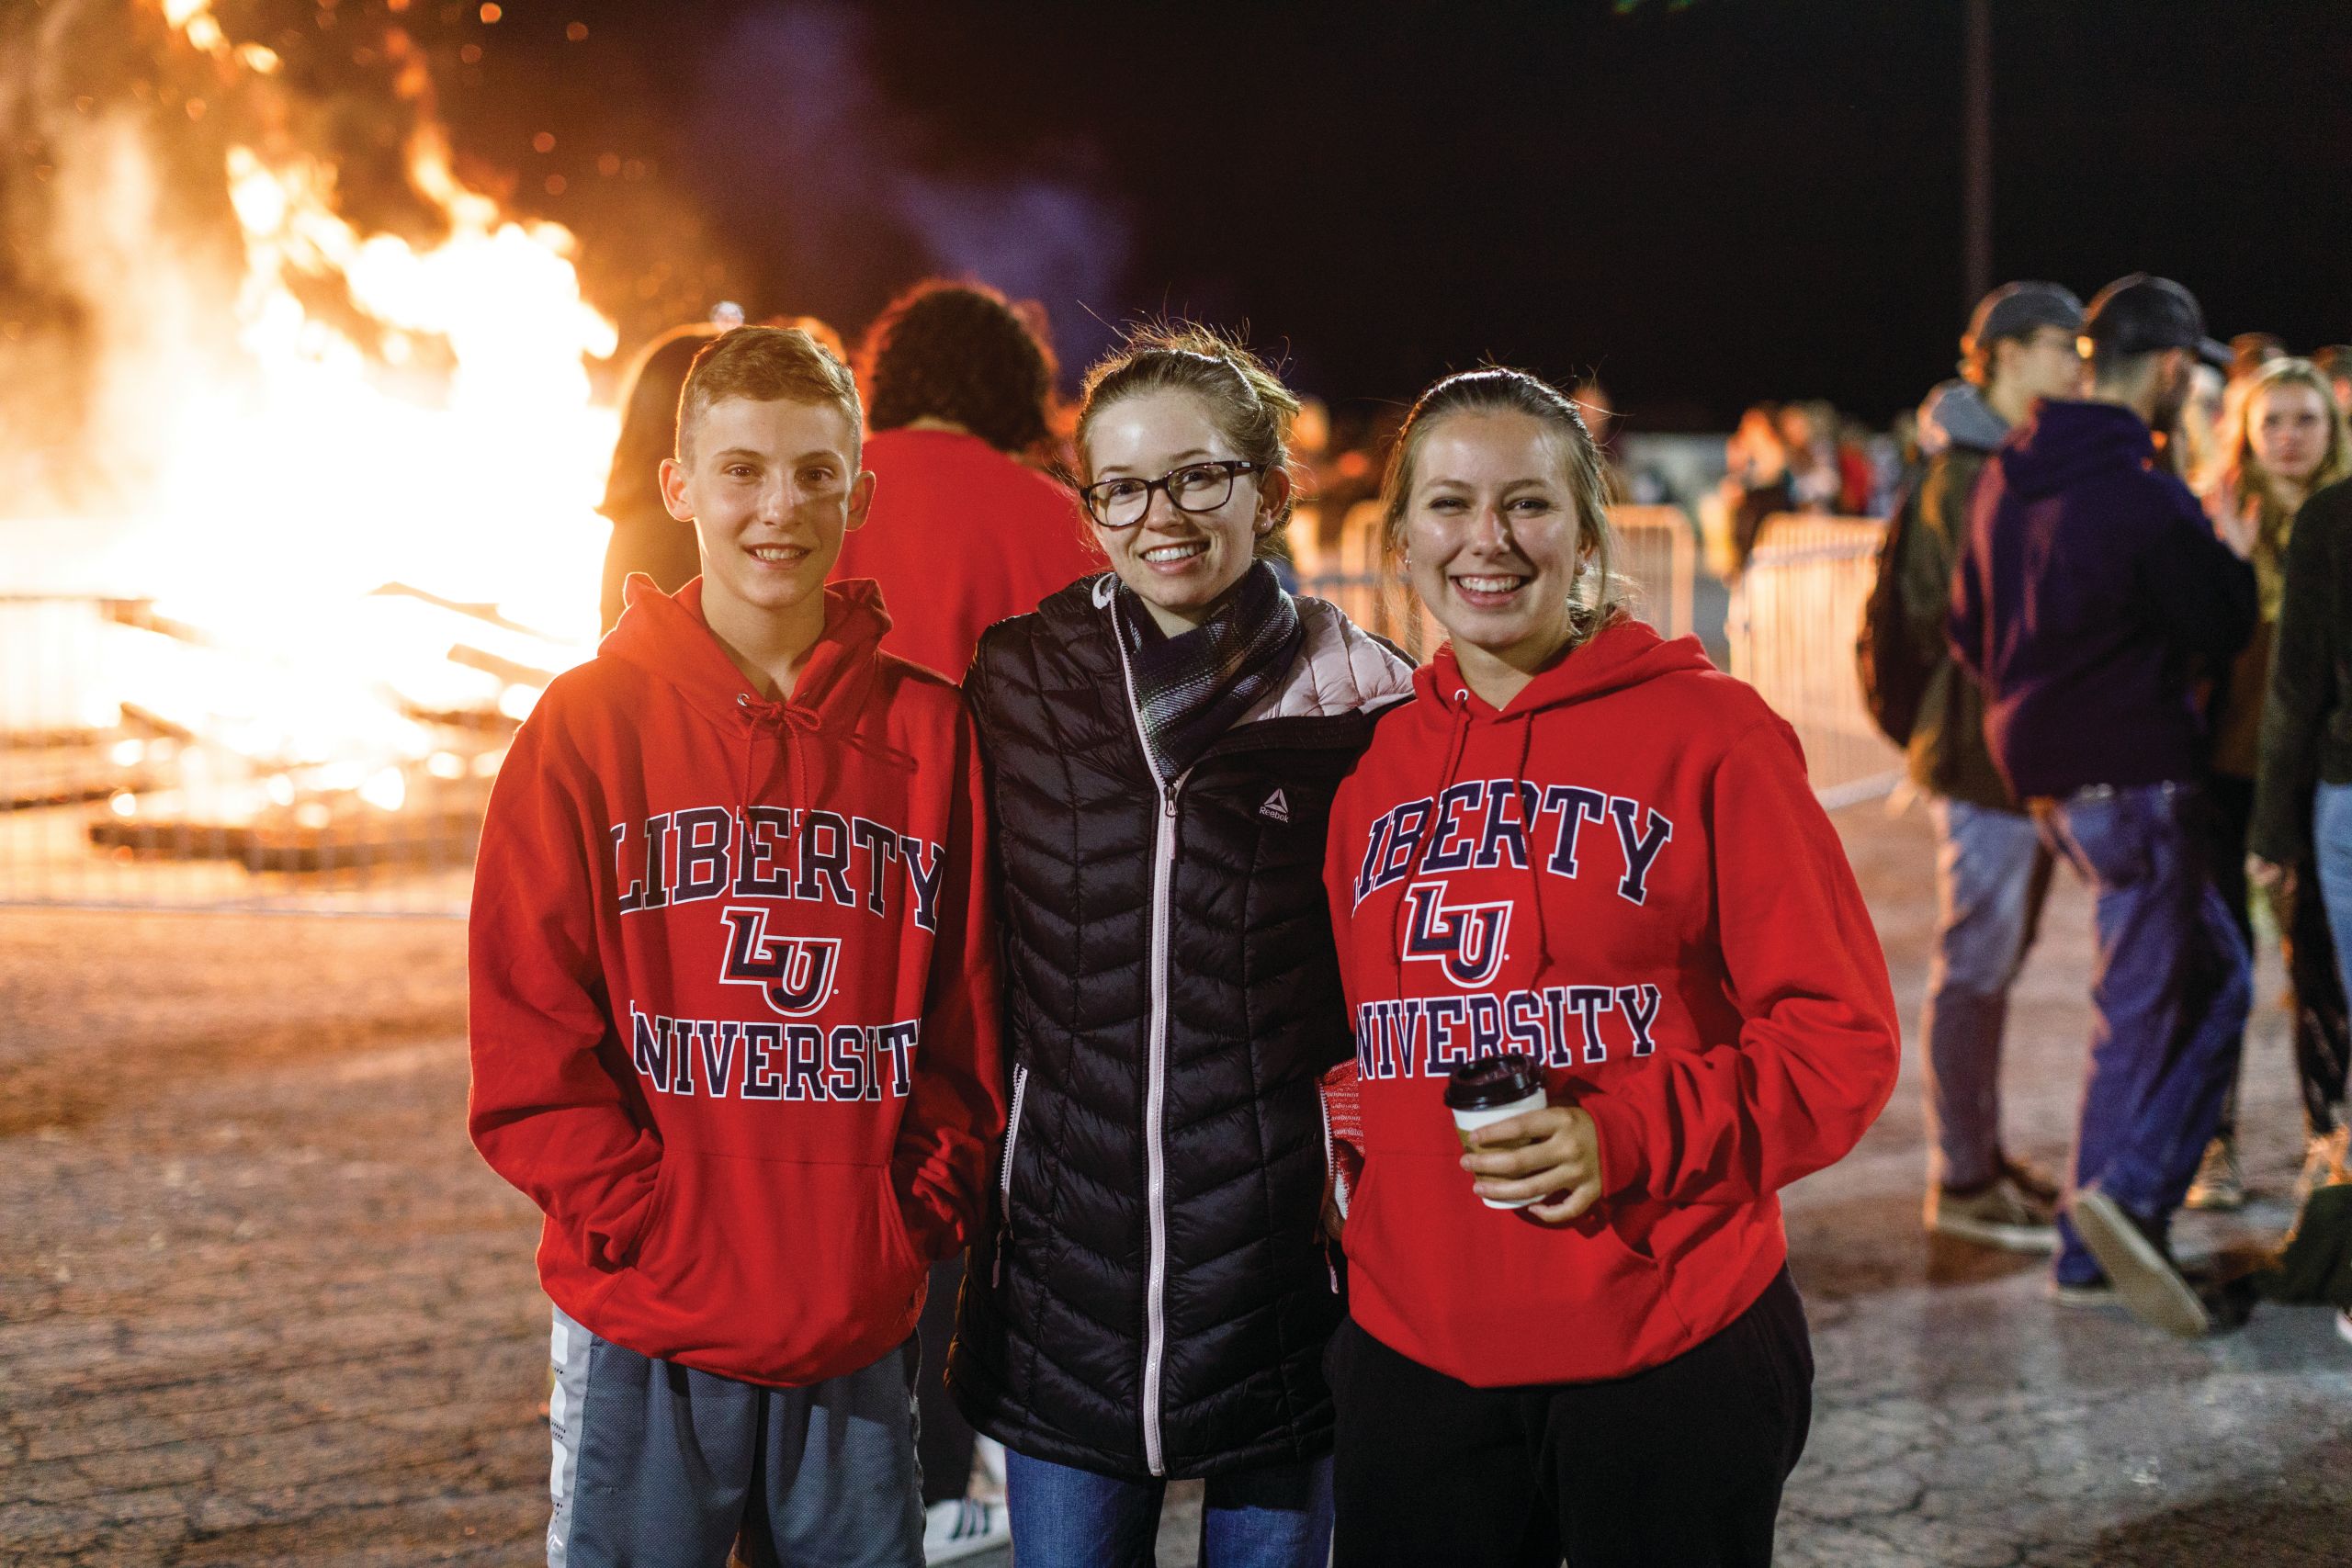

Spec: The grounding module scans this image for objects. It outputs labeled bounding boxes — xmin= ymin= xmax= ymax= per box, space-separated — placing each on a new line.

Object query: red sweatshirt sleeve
xmin=1578 ymin=719 xmax=1900 ymax=1206
xmin=467 ymin=715 xmax=663 ymax=1269
xmin=890 ymin=704 xmax=1009 ymax=1260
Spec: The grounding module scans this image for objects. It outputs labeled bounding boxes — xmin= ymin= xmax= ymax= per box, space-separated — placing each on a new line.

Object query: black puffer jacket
xmin=948 ymin=575 xmax=1413 ymax=1479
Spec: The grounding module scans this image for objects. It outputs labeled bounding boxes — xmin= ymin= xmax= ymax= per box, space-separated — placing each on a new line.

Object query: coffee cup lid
xmin=1444 ymin=1051 xmax=1543 ymax=1111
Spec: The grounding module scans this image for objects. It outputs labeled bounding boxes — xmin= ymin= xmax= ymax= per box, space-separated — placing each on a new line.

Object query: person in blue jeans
xmin=948 ymin=324 xmax=1411 ymax=1566
xmin=2250 ymin=471 xmax=2352 ymax=1347
xmin=1951 ymin=274 xmax=2258 ymax=1336
xmin=1894 ymin=283 xmax=2087 ymax=1251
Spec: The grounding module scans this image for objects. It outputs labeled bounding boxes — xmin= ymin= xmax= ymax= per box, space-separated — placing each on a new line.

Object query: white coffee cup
xmin=1444 ymin=1053 xmax=1549 ymax=1210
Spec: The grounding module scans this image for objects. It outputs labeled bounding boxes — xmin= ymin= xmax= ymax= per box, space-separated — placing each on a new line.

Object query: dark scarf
xmin=1113 ymin=561 xmax=1304 ymax=786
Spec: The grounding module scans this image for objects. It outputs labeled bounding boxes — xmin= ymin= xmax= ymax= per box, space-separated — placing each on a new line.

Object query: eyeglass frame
xmin=1077 ymin=458 xmax=1266 ymax=529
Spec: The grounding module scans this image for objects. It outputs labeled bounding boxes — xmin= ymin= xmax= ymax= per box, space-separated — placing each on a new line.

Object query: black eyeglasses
xmin=1079 ymin=459 xmax=1264 ymax=528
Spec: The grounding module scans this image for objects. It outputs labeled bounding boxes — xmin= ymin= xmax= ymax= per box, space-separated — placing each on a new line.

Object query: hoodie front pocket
xmin=627 ymin=1155 xmax=681 ymax=1269
xmin=605 ymin=1150 xmax=932 ymax=1382
xmin=1348 ymin=1150 xmax=1692 ymax=1382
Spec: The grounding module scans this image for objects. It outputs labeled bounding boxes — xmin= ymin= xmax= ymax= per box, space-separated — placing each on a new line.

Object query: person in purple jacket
xmin=1950 ymin=273 xmax=2257 ymax=1337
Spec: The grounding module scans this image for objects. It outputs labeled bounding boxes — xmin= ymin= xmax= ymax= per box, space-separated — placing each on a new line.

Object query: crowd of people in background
xmin=1881 ymin=272 xmax=2352 ymax=1347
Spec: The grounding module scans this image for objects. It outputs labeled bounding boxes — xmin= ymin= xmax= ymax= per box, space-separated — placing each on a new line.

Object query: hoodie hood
xmin=1916 ymin=378 xmax=2009 ymax=458
xmin=605 ymin=572 xmax=893 ymax=735
xmin=1417 ymin=615 xmax=1717 ymax=720
xmin=599 ymin=572 xmax=904 ymax=818
xmin=1991 ymin=398 xmax=2156 ymax=502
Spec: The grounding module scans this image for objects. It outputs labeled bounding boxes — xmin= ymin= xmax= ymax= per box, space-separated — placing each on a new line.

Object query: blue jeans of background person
xmin=1002 ymin=1446 xmax=1333 ymax=1568
xmin=2315 ymin=784 xmax=2352 ymax=1015
xmin=2035 ymin=783 xmax=2252 ymax=1286
xmin=1921 ymin=795 xmax=2054 ymax=1190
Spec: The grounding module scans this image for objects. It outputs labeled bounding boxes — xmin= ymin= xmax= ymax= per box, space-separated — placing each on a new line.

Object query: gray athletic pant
xmin=548 ymin=1307 xmax=923 ymax=1568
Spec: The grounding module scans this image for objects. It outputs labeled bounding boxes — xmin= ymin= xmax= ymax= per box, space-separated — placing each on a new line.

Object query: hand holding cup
xmin=1462 ymin=1105 xmax=1606 ymax=1224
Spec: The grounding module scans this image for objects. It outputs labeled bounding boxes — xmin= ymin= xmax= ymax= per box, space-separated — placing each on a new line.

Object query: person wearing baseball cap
xmin=1895 ymin=282 xmax=2085 ymax=1257
xmin=1950 ymin=273 xmax=2256 ymax=1337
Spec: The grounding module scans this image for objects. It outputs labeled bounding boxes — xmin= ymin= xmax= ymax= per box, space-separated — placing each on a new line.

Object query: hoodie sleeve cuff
xmin=1577 ymin=1091 xmax=1649 ymax=1201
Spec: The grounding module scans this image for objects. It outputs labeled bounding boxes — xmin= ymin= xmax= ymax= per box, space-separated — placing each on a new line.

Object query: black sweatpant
xmin=2206 ymin=773 xmax=2351 ymax=1136
xmin=1327 ymin=1268 xmax=1813 ymax=1568
xmin=915 ymin=1255 xmax=978 ymax=1506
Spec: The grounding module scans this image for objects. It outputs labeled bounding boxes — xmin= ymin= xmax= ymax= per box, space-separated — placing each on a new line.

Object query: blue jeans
xmin=2314 ymin=783 xmax=2352 ymax=1019
xmin=1002 ymin=1447 xmax=1334 ymax=1568
xmin=1921 ymin=795 xmax=2054 ymax=1189
xmin=2035 ymin=783 xmax=2251 ymax=1285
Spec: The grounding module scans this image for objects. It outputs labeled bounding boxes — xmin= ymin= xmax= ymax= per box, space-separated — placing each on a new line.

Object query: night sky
xmin=244 ymin=0 xmax=2352 ymax=430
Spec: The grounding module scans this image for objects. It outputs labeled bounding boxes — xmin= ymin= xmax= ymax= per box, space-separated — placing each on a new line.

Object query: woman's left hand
xmin=1462 ymin=1105 xmax=1606 ymax=1223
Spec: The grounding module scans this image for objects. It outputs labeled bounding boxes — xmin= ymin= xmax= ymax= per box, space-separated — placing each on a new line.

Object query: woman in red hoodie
xmin=1319 ymin=368 xmax=1900 ymax=1567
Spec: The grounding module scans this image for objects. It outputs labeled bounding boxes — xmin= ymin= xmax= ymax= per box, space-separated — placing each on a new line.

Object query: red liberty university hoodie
xmin=1322 ymin=618 xmax=1897 ymax=1388
xmin=469 ymin=575 xmax=1005 ymax=1387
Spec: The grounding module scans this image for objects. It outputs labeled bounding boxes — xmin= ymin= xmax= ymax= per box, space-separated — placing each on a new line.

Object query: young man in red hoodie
xmin=1319 ymin=369 xmax=1899 ymax=1567
xmin=468 ymin=326 xmax=1005 ymax=1568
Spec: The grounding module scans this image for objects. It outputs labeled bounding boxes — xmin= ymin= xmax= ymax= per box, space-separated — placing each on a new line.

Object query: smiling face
xmin=660 ymin=394 xmax=874 ymax=651
xmin=1400 ymin=410 xmax=1587 ymax=690
xmin=1082 ymin=388 xmax=1286 ymax=635
xmin=2250 ymin=380 xmax=2331 ymax=487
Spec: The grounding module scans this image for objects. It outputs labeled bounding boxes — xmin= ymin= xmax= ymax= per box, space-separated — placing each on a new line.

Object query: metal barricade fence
xmin=0 ymin=593 xmax=518 ymax=916
xmin=5 ymin=509 xmax=1889 ymax=917
xmin=1725 ymin=514 xmax=1904 ymax=807
xmin=1291 ymin=502 xmax=1700 ymax=664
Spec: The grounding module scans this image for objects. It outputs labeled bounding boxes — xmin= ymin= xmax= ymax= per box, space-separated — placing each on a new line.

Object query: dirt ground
xmin=1 ymin=798 xmax=2347 ymax=1566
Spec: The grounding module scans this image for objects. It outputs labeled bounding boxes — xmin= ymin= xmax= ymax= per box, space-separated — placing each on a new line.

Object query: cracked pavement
xmin=1 ymin=797 xmax=2346 ymax=1565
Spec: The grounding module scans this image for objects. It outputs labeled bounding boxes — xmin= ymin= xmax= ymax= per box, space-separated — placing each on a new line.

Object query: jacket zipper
xmin=1317 ymin=1086 xmax=1341 ymax=1292
xmin=1138 ymin=775 xmax=1182 ymax=1476
xmin=1111 ymin=604 xmax=1182 ymax=1478
xmin=991 ymin=1062 xmax=1030 ymax=1288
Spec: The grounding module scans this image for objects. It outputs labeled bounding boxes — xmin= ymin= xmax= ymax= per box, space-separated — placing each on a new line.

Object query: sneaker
xmin=1927 ymin=1172 xmax=2059 ymax=1253
xmin=2049 ymin=1275 xmax=2120 ymax=1310
xmin=2296 ymin=1126 xmax=2350 ymax=1203
xmin=2337 ymin=1310 xmax=2352 ymax=1348
xmin=2000 ymin=1151 xmax=2063 ymax=1209
xmin=2069 ymin=1187 xmax=2212 ymax=1337
xmin=972 ymin=1435 xmax=1007 ymax=1495
xmin=2184 ymin=1136 xmax=2247 ymax=1212
xmin=923 ymin=1497 xmax=1012 ymax=1564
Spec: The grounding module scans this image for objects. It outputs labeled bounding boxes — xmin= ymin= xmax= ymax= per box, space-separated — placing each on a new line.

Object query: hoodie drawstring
xmin=1385 ymin=685 xmax=1555 ymax=1021
xmin=1390 ymin=686 xmax=1478 ymax=1002
xmin=1513 ymin=711 xmax=1556 ymax=980
xmin=733 ymin=692 xmax=823 ymax=814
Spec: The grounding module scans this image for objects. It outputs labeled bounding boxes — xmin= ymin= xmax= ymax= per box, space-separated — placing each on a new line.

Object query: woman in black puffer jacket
xmin=948 ymin=325 xmax=1411 ymax=1567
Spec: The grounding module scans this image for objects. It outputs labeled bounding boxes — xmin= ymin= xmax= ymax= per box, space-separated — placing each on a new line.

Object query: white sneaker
xmin=972 ymin=1435 xmax=1008 ymax=1495
xmin=923 ymin=1497 xmax=1012 ymax=1564
xmin=2069 ymin=1188 xmax=2211 ymax=1338
xmin=2337 ymin=1310 xmax=2352 ymax=1348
